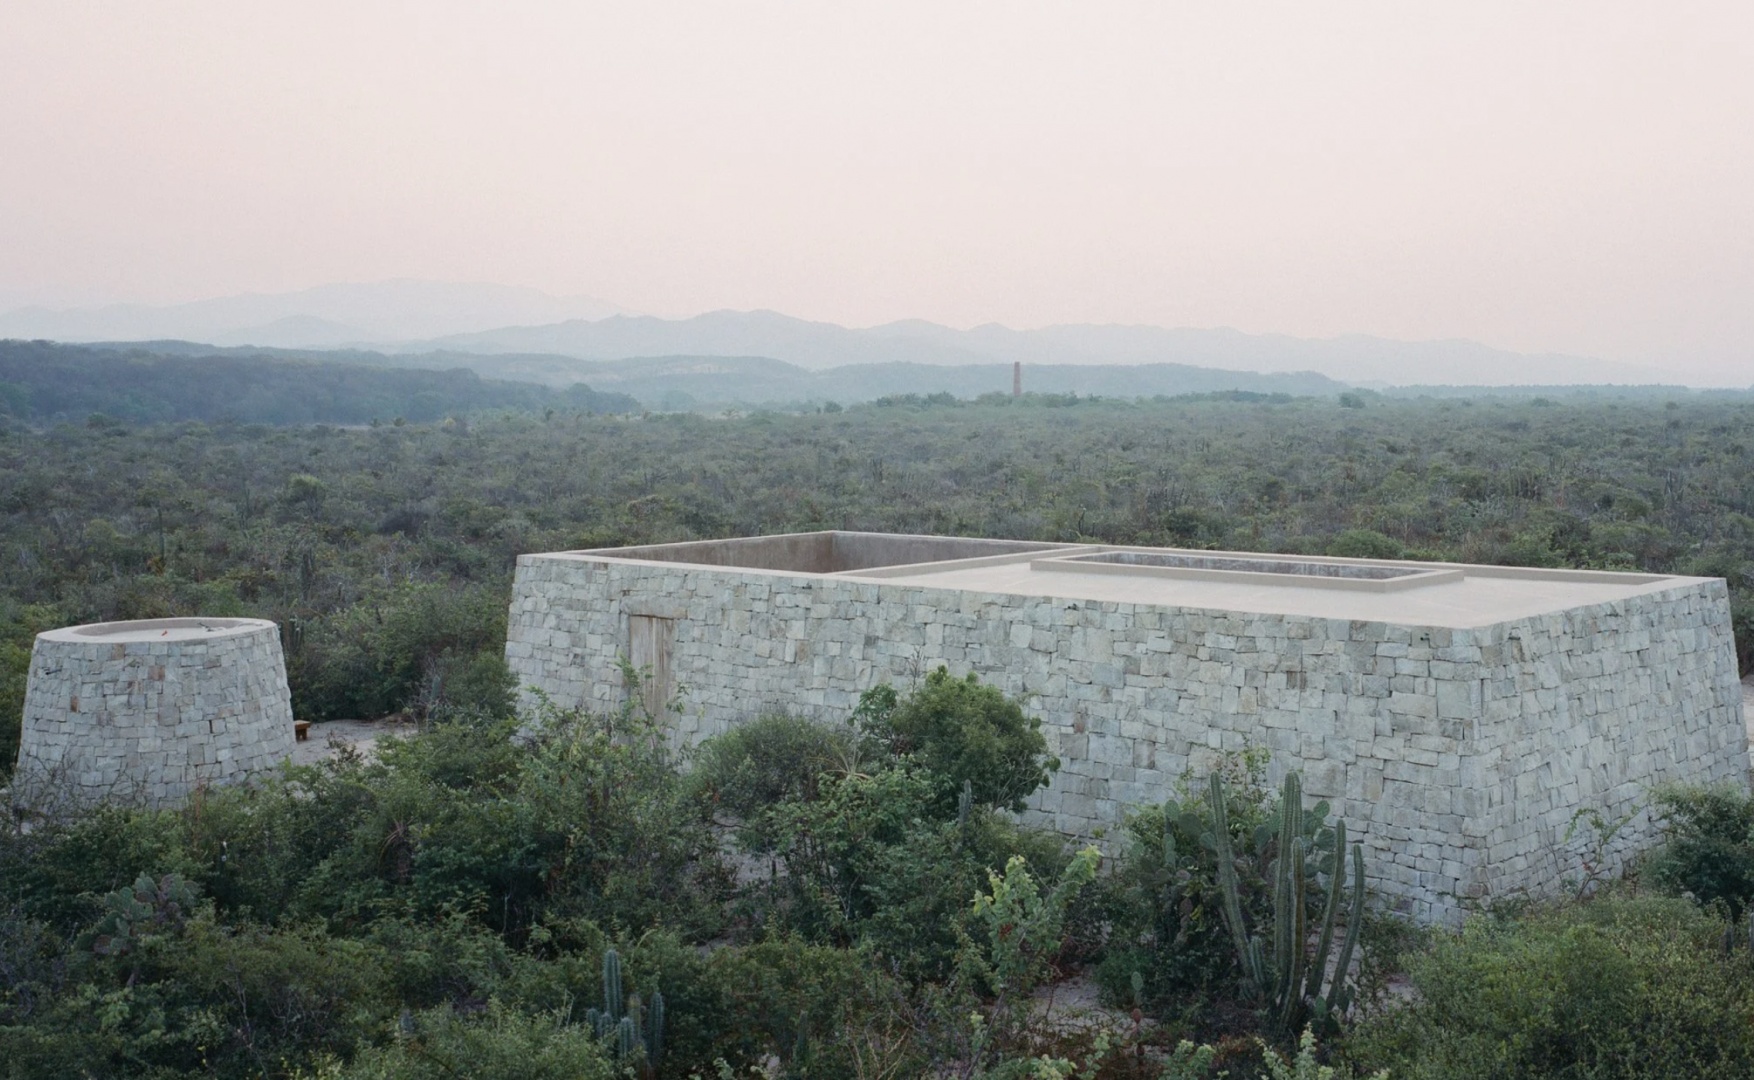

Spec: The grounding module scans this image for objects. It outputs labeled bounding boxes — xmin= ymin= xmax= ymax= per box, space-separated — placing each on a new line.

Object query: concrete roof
xmin=543 ymin=532 xmax=1710 ymax=629
xmin=40 ymin=617 xmax=274 ymax=644
xmin=848 ymin=555 xmax=1702 ymax=628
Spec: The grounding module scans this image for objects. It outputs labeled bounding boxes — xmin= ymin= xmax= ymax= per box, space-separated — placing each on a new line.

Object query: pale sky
xmin=2 ymin=2 xmax=1751 ymax=377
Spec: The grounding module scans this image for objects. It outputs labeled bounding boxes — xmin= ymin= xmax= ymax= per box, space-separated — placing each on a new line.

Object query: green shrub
xmin=859 ymin=808 xmax=1072 ymax=983
xmin=968 ymin=847 xmax=1103 ymax=1006
xmin=1 ymin=907 xmax=391 ymax=1080
xmin=362 ymin=912 xmax=562 ymax=1014
xmin=10 ymin=697 xmax=726 ymax=943
xmin=691 ymin=714 xmax=857 ymax=845
xmin=1325 ymin=530 xmax=1403 ymax=560
xmin=758 ymin=767 xmax=941 ymax=945
xmin=1343 ymin=895 xmax=1754 ymax=1079
xmin=318 ymin=1002 xmax=616 ymax=1080
xmin=858 ymin=668 xmax=1059 ymax=813
xmin=285 ymin=582 xmax=509 ymax=722
xmin=281 ymin=700 xmax=725 ymax=937
xmin=1646 ymin=784 xmax=1754 ymax=919
xmin=0 ymin=601 xmax=62 ymax=782
xmin=0 ymin=802 xmax=202 ymax=933
xmin=756 ymin=765 xmax=1071 ymax=982
xmin=697 ymin=937 xmax=915 ymax=1077
xmin=425 ymin=651 xmax=518 ymax=725
xmin=1093 ymin=753 xmax=1282 ymax=1019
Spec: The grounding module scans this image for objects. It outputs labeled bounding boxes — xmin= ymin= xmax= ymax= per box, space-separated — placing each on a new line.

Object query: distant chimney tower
xmin=1012 ymin=361 xmax=1021 ymax=398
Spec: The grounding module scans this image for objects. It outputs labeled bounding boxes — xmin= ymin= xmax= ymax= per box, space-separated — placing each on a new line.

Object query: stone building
xmin=504 ymin=531 xmax=1749 ymax=919
xmin=13 ymin=617 xmax=296 ymax=807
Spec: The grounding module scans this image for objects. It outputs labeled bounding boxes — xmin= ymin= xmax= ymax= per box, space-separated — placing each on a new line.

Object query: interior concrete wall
xmin=578 ymin=531 xmax=1060 ymax=575
xmin=827 ymin=533 xmax=1060 ymax=572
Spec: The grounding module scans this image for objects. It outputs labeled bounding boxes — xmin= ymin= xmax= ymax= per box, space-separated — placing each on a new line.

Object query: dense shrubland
xmin=6 ymin=390 xmax=1754 ymax=771
xmin=5 ymin=671 xmax=1754 ymax=1075
xmin=0 ymin=340 xmax=637 ymax=426
xmin=6 ymin=390 xmax=1754 ymax=1076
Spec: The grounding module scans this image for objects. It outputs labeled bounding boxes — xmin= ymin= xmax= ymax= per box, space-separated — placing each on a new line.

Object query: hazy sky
xmin=3 ymin=2 xmax=1751 ymax=377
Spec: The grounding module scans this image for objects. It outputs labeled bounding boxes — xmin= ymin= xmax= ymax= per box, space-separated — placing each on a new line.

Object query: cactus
xmin=646 ymin=988 xmax=665 ymax=1066
xmin=1206 ymin=773 xmax=1267 ymax=996
xmin=601 ymin=947 xmax=623 ymax=1023
xmin=281 ymin=616 xmax=305 ymax=657
xmin=792 ymin=1007 xmax=811 ymax=1069
xmin=1207 ymin=770 xmax=1367 ymax=1034
xmin=594 ymin=947 xmax=665 ymax=1071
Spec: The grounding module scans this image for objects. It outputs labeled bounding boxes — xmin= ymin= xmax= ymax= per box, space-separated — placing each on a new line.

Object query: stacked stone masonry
xmin=505 ymin=535 xmax=1750 ymax=921
xmin=15 ymin=618 xmax=296 ymax=807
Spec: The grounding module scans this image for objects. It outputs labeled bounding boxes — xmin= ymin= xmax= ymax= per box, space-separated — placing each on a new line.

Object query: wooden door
xmin=627 ymin=614 xmax=674 ymax=719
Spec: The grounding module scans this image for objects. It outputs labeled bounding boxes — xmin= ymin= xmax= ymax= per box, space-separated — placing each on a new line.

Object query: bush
xmin=0 ymin=801 xmax=202 ymax=933
xmin=1093 ymin=751 xmax=1281 ymax=1019
xmin=6 ymin=694 xmax=727 ymax=943
xmin=691 ymin=714 xmax=857 ymax=846
xmin=755 ymin=765 xmax=1071 ymax=982
xmin=320 ymin=1002 xmax=616 ymax=1080
xmin=1647 ymin=784 xmax=1754 ymax=919
xmin=1343 ymin=896 xmax=1754 ymax=1079
xmin=0 ymin=602 xmax=62 ymax=782
xmin=1325 ymin=530 xmax=1403 ymax=560
xmin=285 ymin=582 xmax=510 ymax=722
xmin=1 ymin=905 xmax=392 ymax=1080
xmin=697 ymin=937 xmax=916 ymax=1077
xmin=281 ymin=700 xmax=726 ymax=938
xmin=858 ymin=668 xmax=1059 ymax=813
xmin=424 ymin=651 xmax=518 ymax=725
xmin=859 ymin=807 xmax=1073 ymax=983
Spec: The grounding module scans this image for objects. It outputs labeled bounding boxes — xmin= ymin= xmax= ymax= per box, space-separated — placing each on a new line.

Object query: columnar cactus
xmin=1207 ymin=771 xmax=1367 ymax=1033
xmin=602 ymin=947 xmax=623 ymax=1022
xmin=591 ymin=947 xmax=665 ymax=1071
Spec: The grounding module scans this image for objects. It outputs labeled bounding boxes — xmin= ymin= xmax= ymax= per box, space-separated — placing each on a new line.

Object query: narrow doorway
xmin=627 ymin=614 xmax=675 ymax=719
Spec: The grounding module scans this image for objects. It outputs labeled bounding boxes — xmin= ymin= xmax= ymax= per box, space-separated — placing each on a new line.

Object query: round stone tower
xmin=12 ymin=617 xmax=295 ymax=807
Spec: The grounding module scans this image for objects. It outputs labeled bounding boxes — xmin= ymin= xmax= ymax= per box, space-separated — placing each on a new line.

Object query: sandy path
xmin=289 ymin=718 xmax=419 ymax=767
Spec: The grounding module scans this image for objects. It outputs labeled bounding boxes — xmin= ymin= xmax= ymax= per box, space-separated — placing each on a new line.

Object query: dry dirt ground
xmin=289 ymin=717 xmax=420 ymax=767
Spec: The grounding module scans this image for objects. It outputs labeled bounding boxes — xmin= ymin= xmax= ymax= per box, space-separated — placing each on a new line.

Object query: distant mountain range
xmin=396 ymin=353 xmax=1348 ymax=406
xmin=70 ymin=343 xmax=1345 ymax=407
xmin=0 ymin=279 xmax=1705 ymax=387
xmin=415 ymin=310 xmax=1673 ymax=387
xmin=0 ymin=280 xmax=629 ymax=346
xmin=42 ymin=338 xmax=1745 ymax=416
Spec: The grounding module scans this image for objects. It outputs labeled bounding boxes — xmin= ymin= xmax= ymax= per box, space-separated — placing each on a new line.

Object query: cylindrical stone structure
xmin=13 ymin=617 xmax=296 ymax=807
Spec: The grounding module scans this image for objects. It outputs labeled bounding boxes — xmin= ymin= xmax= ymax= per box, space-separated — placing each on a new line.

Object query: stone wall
xmin=14 ymin=619 xmax=296 ymax=808
xmin=505 ymin=555 xmax=1748 ymax=921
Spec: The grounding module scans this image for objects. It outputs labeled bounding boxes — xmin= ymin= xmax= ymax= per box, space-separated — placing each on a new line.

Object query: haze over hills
xmin=418 ymin=310 xmax=1678 ymax=387
xmin=0 ymin=280 xmax=630 ymax=346
xmin=64 ymin=342 xmax=1347 ymax=409
xmin=403 ymin=353 xmax=1349 ymax=407
xmin=0 ymin=279 xmax=1716 ymax=388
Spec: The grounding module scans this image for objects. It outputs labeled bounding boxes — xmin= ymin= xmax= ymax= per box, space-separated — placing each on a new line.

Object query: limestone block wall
xmin=14 ymin=618 xmax=296 ymax=808
xmin=505 ymin=555 xmax=1748 ymax=921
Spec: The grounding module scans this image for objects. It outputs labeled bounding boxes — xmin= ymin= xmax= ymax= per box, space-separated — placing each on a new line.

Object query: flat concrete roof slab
xmin=850 ymin=557 xmax=1697 ymax=628
xmin=540 ymin=532 xmax=1710 ymax=629
xmin=40 ymin=617 xmax=276 ymax=644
